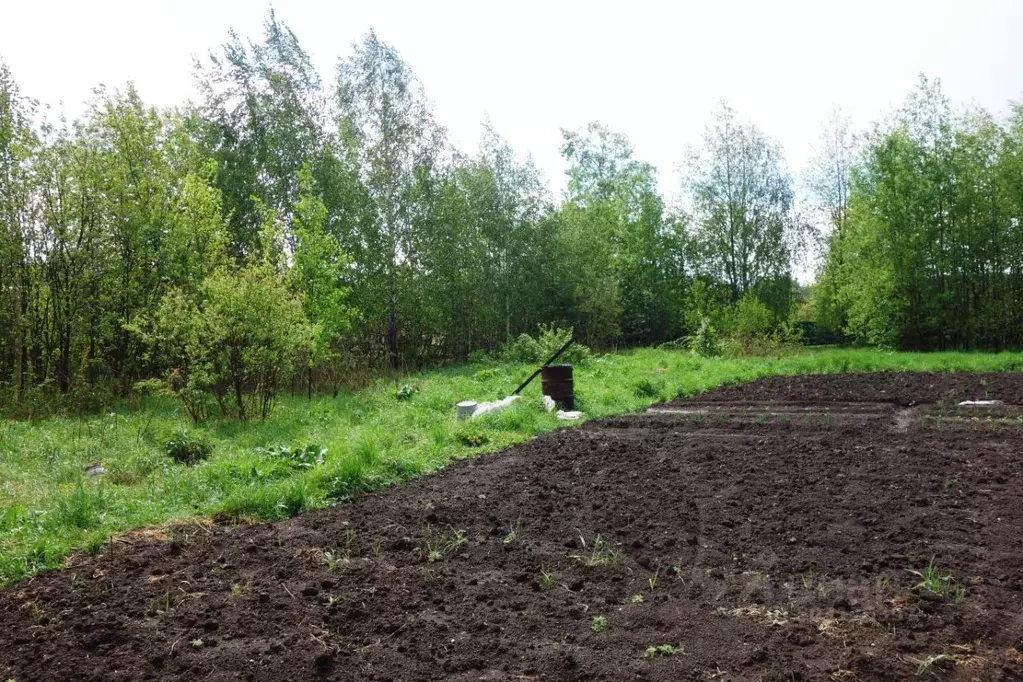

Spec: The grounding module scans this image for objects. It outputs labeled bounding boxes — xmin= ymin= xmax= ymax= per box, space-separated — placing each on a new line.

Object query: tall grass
xmin=1 ymin=346 xmax=1022 ymax=586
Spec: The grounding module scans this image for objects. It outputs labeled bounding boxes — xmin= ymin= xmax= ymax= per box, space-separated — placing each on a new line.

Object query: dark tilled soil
xmin=3 ymin=372 xmax=1023 ymax=681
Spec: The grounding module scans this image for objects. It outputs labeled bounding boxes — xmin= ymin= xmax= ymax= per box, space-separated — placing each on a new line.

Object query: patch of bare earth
xmin=2 ymin=372 xmax=1022 ymax=681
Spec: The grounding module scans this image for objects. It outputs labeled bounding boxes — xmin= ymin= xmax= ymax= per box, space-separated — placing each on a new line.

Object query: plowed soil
xmin=3 ymin=372 xmax=1023 ymax=681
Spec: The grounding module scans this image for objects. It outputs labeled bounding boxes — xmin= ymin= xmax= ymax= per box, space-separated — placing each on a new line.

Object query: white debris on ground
xmin=84 ymin=463 xmax=105 ymax=477
xmin=958 ymin=400 xmax=1003 ymax=406
xmin=456 ymin=395 xmax=582 ymax=421
xmin=469 ymin=395 xmax=521 ymax=419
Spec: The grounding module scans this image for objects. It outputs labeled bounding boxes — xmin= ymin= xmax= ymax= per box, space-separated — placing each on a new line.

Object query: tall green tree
xmin=0 ymin=59 xmax=39 ymax=401
xmin=335 ymin=29 xmax=445 ymax=367
xmin=557 ymin=123 xmax=683 ymax=345
xmin=194 ymin=9 xmax=325 ymax=254
xmin=683 ymin=103 xmax=802 ymax=319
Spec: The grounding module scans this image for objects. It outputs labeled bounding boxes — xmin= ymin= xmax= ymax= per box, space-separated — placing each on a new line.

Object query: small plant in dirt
xmin=323 ymin=530 xmax=355 ymax=569
xmin=503 ymin=519 xmax=522 ymax=544
xmin=591 ymin=615 xmax=607 ymax=633
xmin=189 ymin=638 xmax=204 ymax=649
xmin=911 ymin=653 xmax=958 ymax=676
xmin=629 ymin=594 xmax=645 ymax=604
xmin=323 ymin=549 xmax=342 ymax=571
xmin=648 ymin=569 xmax=660 ymax=589
xmin=422 ymin=529 xmax=468 ymax=563
xmin=424 ymin=544 xmax=443 ymax=563
xmin=540 ymin=568 xmax=556 ymax=589
xmin=231 ymin=581 xmax=250 ymax=597
xmin=394 ymin=384 xmax=417 ymax=401
xmin=446 ymin=529 xmax=468 ymax=551
xmin=572 ymin=535 xmax=621 ymax=567
xmin=257 ymin=444 xmax=326 ymax=470
xmin=910 ymin=559 xmax=963 ymax=600
xmin=163 ymin=428 xmax=212 ymax=464
xmin=644 ymin=644 xmax=682 ymax=659
xmin=715 ymin=606 xmax=728 ymax=617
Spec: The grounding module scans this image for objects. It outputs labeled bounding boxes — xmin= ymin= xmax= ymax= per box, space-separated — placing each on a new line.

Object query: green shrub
xmin=685 ymin=318 xmax=722 ymax=357
xmin=163 ymin=429 xmax=213 ymax=464
xmin=394 ymin=384 xmax=417 ymax=401
xmin=633 ymin=379 xmax=663 ymax=398
xmin=455 ymin=424 xmax=489 ymax=447
xmin=256 ymin=444 xmax=326 ymax=469
xmin=467 ymin=349 xmax=492 ymax=364
xmin=500 ymin=324 xmax=590 ymax=365
xmin=132 ymin=264 xmax=317 ymax=422
xmin=724 ymin=293 xmax=774 ymax=343
xmin=472 ymin=368 xmax=499 ymax=382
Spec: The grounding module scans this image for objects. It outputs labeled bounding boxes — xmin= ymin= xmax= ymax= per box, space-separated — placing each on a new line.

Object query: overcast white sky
xmin=2 ymin=0 xmax=1021 ymax=197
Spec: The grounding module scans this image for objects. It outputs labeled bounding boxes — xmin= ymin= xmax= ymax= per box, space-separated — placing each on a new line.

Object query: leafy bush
xmin=455 ymin=424 xmax=489 ymax=447
xmin=633 ymin=378 xmax=664 ymax=398
xmin=500 ymin=325 xmax=591 ymax=365
xmin=472 ymin=368 xmax=499 ymax=382
xmin=133 ymin=263 xmax=317 ymax=422
xmin=256 ymin=444 xmax=326 ymax=470
xmin=467 ymin=349 xmax=492 ymax=365
xmin=685 ymin=318 xmax=722 ymax=357
xmin=724 ymin=293 xmax=774 ymax=343
xmin=394 ymin=384 xmax=417 ymax=401
xmin=163 ymin=429 xmax=213 ymax=464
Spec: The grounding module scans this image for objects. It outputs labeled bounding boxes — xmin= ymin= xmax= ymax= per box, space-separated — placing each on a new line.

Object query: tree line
xmin=814 ymin=77 xmax=1023 ymax=351
xmin=1 ymin=12 xmax=1019 ymax=417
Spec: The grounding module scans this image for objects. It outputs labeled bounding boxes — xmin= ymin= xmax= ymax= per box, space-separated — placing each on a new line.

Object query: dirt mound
xmin=3 ymin=372 xmax=1022 ymax=681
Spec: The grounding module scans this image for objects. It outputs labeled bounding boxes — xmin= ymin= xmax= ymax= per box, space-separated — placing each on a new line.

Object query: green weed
xmin=572 ymin=535 xmax=621 ymax=567
xmin=644 ymin=644 xmax=682 ymax=659
xmin=163 ymin=428 xmax=212 ymax=464
xmin=912 ymin=653 xmax=958 ymax=676
xmin=503 ymin=519 xmax=522 ymax=544
xmin=910 ymin=559 xmax=962 ymax=600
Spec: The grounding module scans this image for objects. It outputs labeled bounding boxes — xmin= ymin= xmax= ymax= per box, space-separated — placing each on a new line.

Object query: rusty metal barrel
xmin=541 ymin=364 xmax=574 ymax=410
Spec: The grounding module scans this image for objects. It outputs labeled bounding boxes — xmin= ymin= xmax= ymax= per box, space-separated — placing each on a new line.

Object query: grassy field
xmin=3 ymin=346 xmax=1023 ymax=587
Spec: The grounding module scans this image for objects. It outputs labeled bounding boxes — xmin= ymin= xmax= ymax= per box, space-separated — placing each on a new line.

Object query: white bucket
xmin=456 ymin=401 xmax=478 ymax=420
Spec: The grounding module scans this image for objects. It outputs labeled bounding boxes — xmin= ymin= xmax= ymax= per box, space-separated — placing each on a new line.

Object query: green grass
xmin=2 ymin=346 xmax=1023 ymax=586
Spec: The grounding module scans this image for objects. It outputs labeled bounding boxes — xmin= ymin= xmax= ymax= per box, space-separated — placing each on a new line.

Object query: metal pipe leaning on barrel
xmin=510 ymin=337 xmax=576 ymax=397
